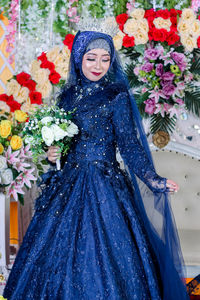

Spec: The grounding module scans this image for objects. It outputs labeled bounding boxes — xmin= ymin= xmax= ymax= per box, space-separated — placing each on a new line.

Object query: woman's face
xmin=82 ymin=48 xmax=111 ymax=81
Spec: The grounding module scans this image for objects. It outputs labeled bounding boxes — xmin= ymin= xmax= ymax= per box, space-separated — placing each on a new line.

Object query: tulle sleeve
xmin=112 ymin=92 xmax=167 ymax=193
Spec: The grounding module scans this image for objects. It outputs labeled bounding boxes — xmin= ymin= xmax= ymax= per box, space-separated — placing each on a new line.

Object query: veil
xmin=58 ymin=30 xmax=189 ymax=300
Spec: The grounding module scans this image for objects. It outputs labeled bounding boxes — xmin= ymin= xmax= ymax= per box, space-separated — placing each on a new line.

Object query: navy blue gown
xmin=4 ymin=81 xmax=173 ymax=299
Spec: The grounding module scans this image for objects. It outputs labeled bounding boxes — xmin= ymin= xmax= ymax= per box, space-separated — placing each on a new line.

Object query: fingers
xmin=166 ymin=179 xmax=179 ymax=193
xmin=47 ymin=146 xmax=61 ymax=163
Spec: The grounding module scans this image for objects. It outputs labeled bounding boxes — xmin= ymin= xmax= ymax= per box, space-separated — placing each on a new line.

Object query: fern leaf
xmin=150 ymin=114 xmax=177 ymax=134
xmin=184 ymin=88 xmax=200 ymax=117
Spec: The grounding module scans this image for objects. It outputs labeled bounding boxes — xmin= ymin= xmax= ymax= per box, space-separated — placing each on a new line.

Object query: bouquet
xmin=23 ymin=105 xmax=79 ymax=171
xmin=0 ymin=110 xmax=36 ymax=204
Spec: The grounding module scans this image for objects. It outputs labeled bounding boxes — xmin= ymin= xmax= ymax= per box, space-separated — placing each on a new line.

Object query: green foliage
xmin=89 ymin=0 xmax=105 ymax=18
xmin=125 ymin=63 xmax=142 ymax=88
xmin=18 ymin=194 xmax=24 ymax=205
xmin=184 ymin=88 xmax=200 ymax=117
xmin=150 ymin=114 xmax=177 ymax=134
xmin=121 ymin=48 xmax=141 ymax=60
xmin=112 ymin=0 xmax=128 ymax=16
xmin=134 ymin=92 xmax=150 ymax=118
xmin=190 ymin=58 xmax=200 ymax=75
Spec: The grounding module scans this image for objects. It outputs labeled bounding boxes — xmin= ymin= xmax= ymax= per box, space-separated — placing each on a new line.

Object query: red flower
xmin=24 ymin=79 xmax=36 ymax=91
xmin=40 ymin=60 xmax=55 ymax=71
xmin=197 ymin=36 xmax=200 ymax=48
xmin=177 ymin=10 xmax=182 ymax=16
xmin=37 ymin=52 xmax=47 ymax=62
xmin=156 ymin=9 xmax=170 ymax=19
xmin=49 ymin=71 xmax=61 ymax=84
xmin=170 ymin=9 xmax=179 ymax=17
xmin=29 ymin=91 xmax=42 ymax=105
xmin=6 ymin=95 xmax=21 ymax=112
xmin=152 ymin=28 xmax=168 ymax=42
xmin=0 ymin=94 xmax=9 ymax=102
xmin=144 ymin=9 xmax=156 ymax=19
xmin=116 ymin=13 xmax=129 ymax=32
xmin=122 ymin=35 xmax=135 ymax=48
xmin=167 ymin=31 xmax=180 ymax=45
xmin=198 ymin=15 xmax=200 ymax=21
xmin=16 ymin=72 xmax=31 ymax=86
xmin=63 ymin=34 xmax=75 ymax=51
xmin=148 ymin=30 xmax=154 ymax=41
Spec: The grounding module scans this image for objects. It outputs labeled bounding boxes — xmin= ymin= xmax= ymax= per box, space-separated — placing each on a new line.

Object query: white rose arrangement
xmin=23 ymin=105 xmax=79 ymax=170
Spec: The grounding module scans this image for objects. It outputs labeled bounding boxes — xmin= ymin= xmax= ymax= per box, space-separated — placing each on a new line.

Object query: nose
xmin=95 ymin=59 xmax=101 ymax=70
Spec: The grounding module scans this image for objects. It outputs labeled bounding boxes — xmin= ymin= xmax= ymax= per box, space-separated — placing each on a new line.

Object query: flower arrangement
xmin=114 ymin=8 xmax=200 ymax=146
xmin=0 ymin=110 xmax=36 ymax=203
xmin=22 ymin=105 xmax=79 ymax=170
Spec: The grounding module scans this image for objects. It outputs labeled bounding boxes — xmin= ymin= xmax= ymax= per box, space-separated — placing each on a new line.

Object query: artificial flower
xmin=130 ymin=8 xmax=145 ymax=20
xmin=0 ymin=120 xmax=12 ymax=138
xmin=153 ymin=17 xmax=172 ymax=32
xmin=63 ymin=34 xmax=75 ymax=51
xmin=181 ymin=8 xmax=196 ymax=23
xmin=116 ymin=13 xmax=129 ymax=31
xmin=134 ymin=28 xmax=149 ymax=45
xmin=122 ymin=35 xmax=135 ymax=47
xmin=29 ymin=91 xmax=43 ymax=105
xmin=41 ymin=126 xmax=54 ymax=146
xmin=31 ymin=68 xmax=50 ymax=85
xmin=0 ymin=156 xmax=7 ymax=170
xmin=66 ymin=122 xmax=79 ymax=137
xmin=0 ymin=101 xmax=10 ymax=113
xmin=181 ymin=34 xmax=197 ymax=52
xmin=15 ymin=87 xmax=29 ymax=104
xmin=10 ymin=135 xmax=23 ymax=150
xmin=37 ymin=52 xmax=47 ymax=62
xmin=40 ymin=60 xmax=55 ymax=71
xmin=49 ymin=71 xmax=61 ymax=84
xmin=47 ymin=46 xmax=60 ymax=63
xmin=16 ymin=72 xmax=31 ymax=86
xmin=1 ymin=168 xmax=13 ymax=185
xmin=14 ymin=110 xmax=28 ymax=122
xmin=36 ymin=81 xmax=52 ymax=99
xmin=144 ymin=98 xmax=156 ymax=114
xmin=0 ymin=143 xmax=4 ymax=154
xmin=113 ymin=31 xmax=125 ymax=50
xmin=6 ymin=79 xmax=21 ymax=98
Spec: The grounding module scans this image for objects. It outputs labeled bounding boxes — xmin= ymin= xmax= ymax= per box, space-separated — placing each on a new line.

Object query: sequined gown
xmin=4 ymin=82 xmax=168 ymax=300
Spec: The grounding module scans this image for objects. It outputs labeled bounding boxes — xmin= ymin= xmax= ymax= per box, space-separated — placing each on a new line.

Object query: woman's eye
xmin=102 ymin=59 xmax=110 ymax=62
xmin=87 ymin=58 xmax=95 ymax=61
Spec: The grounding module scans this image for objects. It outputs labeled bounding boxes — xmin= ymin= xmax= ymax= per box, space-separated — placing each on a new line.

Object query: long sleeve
xmin=112 ymin=92 xmax=167 ymax=193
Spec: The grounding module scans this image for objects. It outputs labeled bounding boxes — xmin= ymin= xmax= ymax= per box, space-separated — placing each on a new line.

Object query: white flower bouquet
xmin=22 ymin=105 xmax=79 ymax=170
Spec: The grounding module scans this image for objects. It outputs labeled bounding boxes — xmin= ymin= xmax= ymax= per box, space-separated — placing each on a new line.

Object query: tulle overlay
xmin=4 ymin=31 xmax=189 ymax=299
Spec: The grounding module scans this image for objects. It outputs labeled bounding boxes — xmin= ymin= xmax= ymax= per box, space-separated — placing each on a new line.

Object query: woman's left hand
xmin=166 ymin=179 xmax=179 ymax=193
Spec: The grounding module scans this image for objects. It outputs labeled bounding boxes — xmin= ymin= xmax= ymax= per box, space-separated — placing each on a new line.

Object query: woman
xmin=3 ymin=30 xmax=189 ymax=299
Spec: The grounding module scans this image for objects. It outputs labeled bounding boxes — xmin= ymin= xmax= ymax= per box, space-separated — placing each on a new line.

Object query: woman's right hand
xmin=47 ymin=146 xmax=60 ymax=163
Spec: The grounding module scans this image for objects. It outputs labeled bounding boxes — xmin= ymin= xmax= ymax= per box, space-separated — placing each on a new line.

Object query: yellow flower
xmin=181 ymin=34 xmax=197 ymax=52
xmin=14 ymin=110 xmax=28 ymax=122
xmin=10 ymin=135 xmax=23 ymax=150
xmin=6 ymin=79 xmax=21 ymax=98
xmin=47 ymin=46 xmax=61 ymax=63
xmin=0 ymin=143 xmax=4 ymax=154
xmin=153 ymin=17 xmax=172 ymax=32
xmin=0 ymin=296 xmax=7 ymax=299
xmin=0 ymin=120 xmax=12 ymax=138
xmin=181 ymin=8 xmax=196 ymax=23
xmin=130 ymin=8 xmax=145 ymax=20
xmin=113 ymin=31 xmax=125 ymax=50
xmin=15 ymin=86 xmax=29 ymax=104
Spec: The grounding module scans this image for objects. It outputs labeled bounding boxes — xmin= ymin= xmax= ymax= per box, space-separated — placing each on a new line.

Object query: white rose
xmin=41 ymin=116 xmax=54 ymax=125
xmin=41 ymin=126 xmax=54 ymax=146
xmin=66 ymin=122 xmax=79 ymax=137
xmin=0 ymin=101 xmax=10 ymax=113
xmin=0 ymin=156 xmax=7 ymax=170
xmin=113 ymin=31 xmax=125 ymax=50
xmin=6 ymin=79 xmax=21 ymax=98
xmin=50 ymin=124 xmax=68 ymax=141
xmin=1 ymin=168 xmax=13 ymax=185
xmin=15 ymin=86 xmax=29 ymax=104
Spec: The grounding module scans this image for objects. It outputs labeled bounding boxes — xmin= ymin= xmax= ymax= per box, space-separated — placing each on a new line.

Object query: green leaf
xmin=134 ymin=44 xmax=145 ymax=55
xmin=150 ymin=114 xmax=177 ymax=134
xmin=125 ymin=63 xmax=142 ymax=88
xmin=190 ymin=58 xmax=200 ymax=75
xmin=41 ymin=159 xmax=48 ymax=165
xmin=184 ymin=88 xmax=200 ymax=117
xmin=18 ymin=194 xmax=24 ymax=206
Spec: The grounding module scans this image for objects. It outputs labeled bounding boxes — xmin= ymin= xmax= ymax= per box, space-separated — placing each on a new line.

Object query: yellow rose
xmin=47 ymin=46 xmax=61 ymax=63
xmin=10 ymin=135 xmax=23 ymax=150
xmin=153 ymin=17 xmax=172 ymax=32
xmin=113 ymin=31 xmax=125 ymax=50
xmin=124 ymin=19 xmax=139 ymax=36
xmin=0 ymin=120 xmax=12 ymax=138
xmin=15 ymin=86 xmax=29 ymax=104
xmin=181 ymin=34 xmax=197 ymax=52
xmin=177 ymin=19 xmax=190 ymax=34
xmin=30 ymin=60 xmax=41 ymax=75
xmin=0 ymin=143 xmax=4 ymax=154
xmin=190 ymin=20 xmax=200 ymax=38
xmin=181 ymin=8 xmax=196 ymax=23
xmin=14 ymin=110 xmax=28 ymax=122
xmin=134 ymin=28 xmax=149 ymax=45
xmin=0 ymin=101 xmax=10 ymax=113
xmin=36 ymin=80 xmax=52 ymax=99
xmin=130 ymin=8 xmax=145 ymax=20
xmin=31 ymin=68 xmax=50 ymax=85
xmin=6 ymin=79 xmax=21 ymax=98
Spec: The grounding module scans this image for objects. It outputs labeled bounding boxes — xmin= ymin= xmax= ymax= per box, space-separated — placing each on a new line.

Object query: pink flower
xmin=175 ymin=98 xmax=184 ymax=106
xmin=149 ymin=89 xmax=167 ymax=102
xmin=69 ymin=16 xmax=80 ymax=23
xmin=22 ymin=169 xmax=37 ymax=188
xmin=5 ymin=146 xmax=20 ymax=165
xmin=141 ymin=62 xmax=154 ymax=73
xmin=155 ymin=64 xmax=164 ymax=76
xmin=144 ymin=98 xmax=156 ymax=115
xmin=162 ymin=83 xmax=176 ymax=96
xmin=67 ymin=7 xmax=77 ymax=17
xmin=154 ymin=103 xmax=172 ymax=117
xmin=8 ymin=181 xmax=24 ymax=201
xmin=134 ymin=66 xmax=140 ymax=76
xmin=161 ymin=72 xmax=175 ymax=81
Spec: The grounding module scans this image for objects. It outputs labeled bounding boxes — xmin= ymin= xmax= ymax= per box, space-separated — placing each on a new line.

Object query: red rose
xmin=167 ymin=31 xmax=180 ymax=45
xmin=152 ymin=28 xmax=168 ymax=42
xmin=197 ymin=36 xmax=200 ymax=48
xmin=29 ymin=91 xmax=42 ymax=105
xmin=16 ymin=72 xmax=31 ymax=86
xmin=148 ymin=30 xmax=154 ymax=41
xmin=144 ymin=9 xmax=156 ymax=19
xmin=63 ymin=34 xmax=75 ymax=51
xmin=49 ymin=71 xmax=61 ymax=84
xmin=156 ymin=9 xmax=170 ymax=19
xmin=198 ymin=15 xmax=200 ymax=21
xmin=37 ymin=52 xmax=47 ymax=62
xmin=170 ymin=9 xmax=178 ymax=17
xmin=24 ymin=79 xmax=36 ymax=91
xmin=40 ymin=60 xmax=55 ymax=71
xmin=122 ymin=35 xmax=135 ymax=48
xmin=0 ymin=94 xmax=9 ymax=102
xmin=116 ymin=13 xmax=129 ymax=31
xmin=6 ymin=95 xmax=21 ymax=112
xmin=177 ymin=10 xmax=182 ymax=16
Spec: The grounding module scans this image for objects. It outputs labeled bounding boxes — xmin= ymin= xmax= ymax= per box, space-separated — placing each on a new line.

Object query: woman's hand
xmin=47 ymin=146 xmax=60 ymax=163
xmin=166 ymin=179 xmax=179 ymax=193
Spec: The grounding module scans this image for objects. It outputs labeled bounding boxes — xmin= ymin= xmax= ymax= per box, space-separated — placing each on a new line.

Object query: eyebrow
xmin=86 ymin=53 xmax=110 ymax=57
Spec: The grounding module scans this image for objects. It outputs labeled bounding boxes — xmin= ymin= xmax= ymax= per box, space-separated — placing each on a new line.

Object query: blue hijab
xmin=59 ymin=30 xmax=189 ymax=300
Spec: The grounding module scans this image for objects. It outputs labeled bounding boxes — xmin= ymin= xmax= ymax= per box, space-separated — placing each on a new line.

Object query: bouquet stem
xmin=56 ymin=158 xmax=61 ymax=170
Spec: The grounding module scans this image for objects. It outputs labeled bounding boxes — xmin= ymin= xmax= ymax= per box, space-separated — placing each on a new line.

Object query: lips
xmin=91 ymin=72 xmax=102 ymax=76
